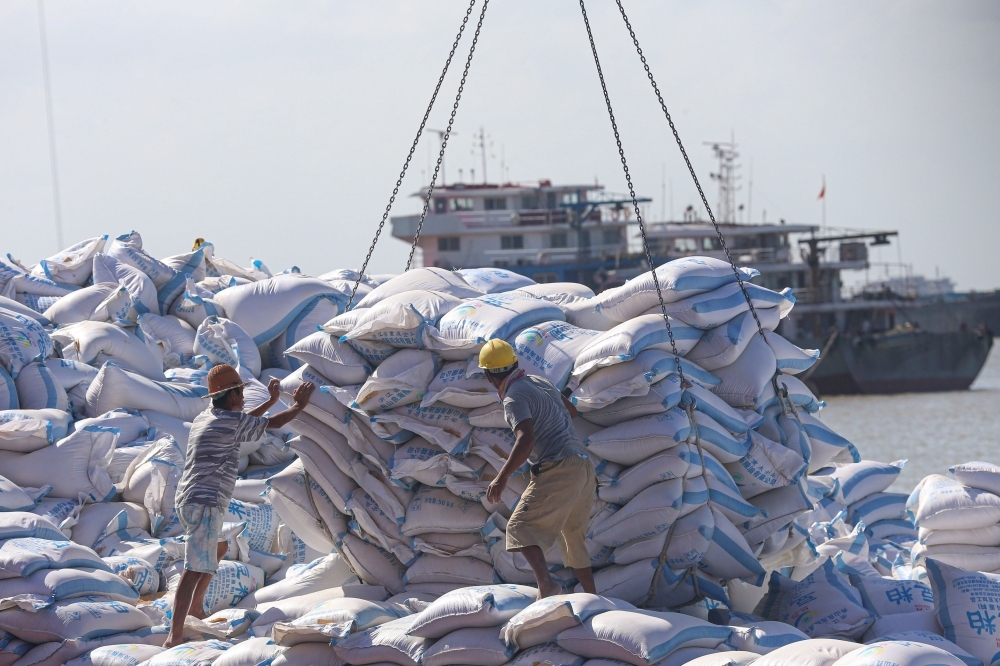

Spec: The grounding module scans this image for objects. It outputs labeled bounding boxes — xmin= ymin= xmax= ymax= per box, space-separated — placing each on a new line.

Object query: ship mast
xmin=705 ymin=134 xmax=741 ymax=224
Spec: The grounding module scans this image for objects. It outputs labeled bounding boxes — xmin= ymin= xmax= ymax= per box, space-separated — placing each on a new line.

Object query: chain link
xmin=577 ymin=0 xmax=686 ymax=386
xmin=613 ymin=0 xmax=767 ymax=342
xmin=346 ymin=0 xmax=479 ymax=309
xmin=406 ymin=0 xmax=490 ymax=271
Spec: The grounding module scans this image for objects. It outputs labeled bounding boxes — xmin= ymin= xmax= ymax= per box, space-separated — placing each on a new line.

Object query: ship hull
xmin=797 ymin=330 xmax=993 ymax=396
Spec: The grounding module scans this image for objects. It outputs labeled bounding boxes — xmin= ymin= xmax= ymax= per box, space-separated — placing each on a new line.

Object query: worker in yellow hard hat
xmin=480 ymin=339 xmax=597 ymax=599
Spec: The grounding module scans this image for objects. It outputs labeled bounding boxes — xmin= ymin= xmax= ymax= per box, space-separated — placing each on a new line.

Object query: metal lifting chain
xmin=577 ymin=0 xmax=687 ymax=388
xmin=406 ymin=0 xmax=490 ymax=271
xmin=345 ymin=0 xmax=479 ymax=310
xmin=613 ymin=0 xmax=768 ymax=343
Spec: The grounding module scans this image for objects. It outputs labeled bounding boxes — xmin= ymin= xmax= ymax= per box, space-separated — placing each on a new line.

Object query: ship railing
xmin=481 ymin=244 xmax=628 ymax=266
xmin=457 ymin=209 xmax=572 ymax=228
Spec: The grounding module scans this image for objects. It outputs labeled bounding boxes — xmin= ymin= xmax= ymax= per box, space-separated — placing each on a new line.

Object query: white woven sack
xmin=0 ymin=408 xmax=72 ymax=451
xmin=371 ymin=402 xmax=472 ymax=455
xmin=268 ymin=294 xmax=342 ymax=371
xmin=609 ymin=504 xmax=712 ymax=570
xmin=211 ymin=274 xmax=347 ymax=345
xmin=592 ymin=257 xmax=758 ymax=321
xmin=52 ymin=320 xmax=164 ymax=380
xmin=510 ymin=320 xmax=605 ymax=390
xmin=869 ymin=631 xmax=980 ymax=666
xmin=0 ymin=424 xmax=117 ymax=503
xmin=0 ymin=308 xmax=54 ymax=379
xmin=12 ymin=361 xmax=69 ymax=411
xmin=284 ymin=331 xmax=371 ymax=385
xmin=0 ymin=512 xmax=66 ymax=541
xmin=681 ymin=652 xmax=760 ymax=666
xmin=137 ymin=313 xmax=195 ymax=364
xmin=724 ymin=621 xmax=809 ymax=655
xmin=506 ymin=642 xmax=585 ymax=666
xmin=555 ymin=609 xmax=732 ymax=666
xmin=0 ymin=364 xmax=15 ymax=410
xmin=912 ymin=542 xmax=1000 ymax=572
xmin=102 ymin=555 xmax=160 ymax=595
xmin=356 ymin=268 xmax=480 ymax=309
xmin=580 ymin=376 xmax=684 ymax=427
xmin=43 ymin=283 xmax=118 ymax=325
xmin=223 ymin=499 xmax=277 ymax=553
xmin=389 ymin=437 xmax=477 ymax=489
xmin=239 ymin=553 xmax=359 ymax=611
xmin=832 ymin=640 xmax=966 ymax=666
xmin=353 ymin=349 xmax=438 ymax=414
xmin=70 ymin=501 xmax=149 ymax=549
xmin=30 ymin=235 xmax=108 ymax=287
xmin=426 ymin=293 xmax=566 ymax=360
xmin=0 ymin=566 xmax=140 ymax=610
xmin=0 ymin=476 xmax=48 ymax=512
xmin=0 ymin=595 xmax=152 ymax=644
xmin=46 ymin=358 xmax=99 ymax=397
xmin=421 ymin=360 xmax=495 ymax=408
xmin=249 ymin=584 xmax=388 ymax=638
xmin=503 ymin=593 xmax=636 ymax=650
xmin=193 ymin=316 xmax=261 ymax=378
xmin=559 ymin=295 xmax=621 ymax=332
xmin=287 ymin=435 xmax=358 ymax=513
xmin=457 ymin=268 xmax=535 ymax=293
xmin=106 ymin=231 xmax=175 ymax=288
xmin=710 ymin=333 xmax=777 ymax=409
xmin=597 ymin=444 xmax=695 ymax=505
xmin=914 ymin=475 xmax=1000 ymax=531
xmin=90 ymin=252 xmax=158 ymax=323
xmin=170 ymin=277 xmax=227 ymax=328
xmin=749 ymin=638 xmax=863 ymax=666
xmin=407 ymin=584 xmax=536 ymax=638
xmin=819 ymin=460 xmax=906 ymax=506
xmin=571 ymin=349 xmax=718 ymax=411
xmin=918 ymin=523 xmax=1000 ymax=547
xmin=724 ymin=430 xmax=807 ymax=499
xmin=949 ymin=461 xmax=1000 ymax=496
xmin=210 ymin=638 xmax=283 ymax=666
xmin=570 ymin=314 xmax=704 ymax=386
xmin=404 ymin=554 xmax=498 ymax=587
xmin=337 ymin=534 xmax=405 ymax=595
xmin=583 ymin=409 xmax=690 ymax=466
xmin=86 ymin=363 xmax=206 ymax=420
xmin=401 ymin=486 xmax=488 ymax=537
xmin=343 ymin=289 xmax=462 ymax=348
xmin=422 ymin=625 xmax=515 ymax=666
xmin=143 ymin=640 xmax=233 ymax=666
xmin=685 ymin=308 xmax=781 ymax=371
xmin=641 ymin=281 xmax=795 ymax=331
xmin=332 ymin=615 xmax=430 ymax=666
xmin=0 ymin=537 xmax=108 ymax=579
xmin=271 ymin=596 xmax=405 ymax=646
xmin=265 ymin=460 xmax=344 ymax=553
xmin=63 ymin=643 xmax=166 ymax=666
xmin=588 ymin=478 xmax=684 ymax=547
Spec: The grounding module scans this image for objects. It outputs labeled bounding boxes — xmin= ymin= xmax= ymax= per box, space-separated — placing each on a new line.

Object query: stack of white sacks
xmin=0 ymin=233 xmax=993 ymax=665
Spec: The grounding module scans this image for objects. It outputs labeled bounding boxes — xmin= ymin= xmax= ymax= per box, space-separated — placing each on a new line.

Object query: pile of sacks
xmin=0 ymin=233 xmax=994 ymax=666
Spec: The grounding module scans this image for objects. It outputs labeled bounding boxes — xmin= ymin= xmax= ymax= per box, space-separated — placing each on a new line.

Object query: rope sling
xmin=347 ymin=0 xmax=785 ymax=603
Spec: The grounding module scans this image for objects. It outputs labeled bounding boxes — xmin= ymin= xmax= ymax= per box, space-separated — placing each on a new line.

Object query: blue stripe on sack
xmin=252 ymin=293 xmax=349 ymax=346
xmin=840 ymin=464 xmax=902 ymax=501
xmin=710 ymin=522 xmax=765 ymax=577
xmin=0 ymin=365 xmax=18 ymax=410
xmin=647 ymin=625 xmax=734 ymax=662
xmin=35 ymin=363 xmax=58 ymax=409
xmin=708 ymin=488 xmax=763 ymax=518
xmin=801 ymin=421 xmax=853 ymax=447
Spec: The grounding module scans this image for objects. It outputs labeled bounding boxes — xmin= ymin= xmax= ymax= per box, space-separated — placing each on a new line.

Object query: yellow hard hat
xmin=479 ymin=339 xmax=518 ymax=372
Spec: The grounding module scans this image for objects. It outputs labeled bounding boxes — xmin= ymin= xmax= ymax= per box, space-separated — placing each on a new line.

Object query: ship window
xmin=673 ymin=238 xmax=698 ymax=252
xmin=434 ymin=198 xmax=447 ymax=214
xmin=438 ymin=237 xmax=460 ymax=252
xmin=450 ymin=198 xmax=475 ymax=212
xmin=485 ymin=197 xmax=507 ymax=210
xmin=521 ymin=195 xmax=539 ymax=210
xmin=550 ymin=232 xmax=568 ymax=248
xmin=561 ymin=192 xmax=579 ymax=205
xmin=702 ymin=237 xmax=717 ymax=251
xmin=602 ymin=229 xmax=621 ymax=246
xmin=546 ymin=192 xmax=557 ymax=209
xmin=501 ymin=235 xmax=524 ymax=250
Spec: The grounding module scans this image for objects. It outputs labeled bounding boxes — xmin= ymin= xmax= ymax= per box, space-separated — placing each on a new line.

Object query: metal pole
xmin=37 ymin=0 xmax=64 ymax=250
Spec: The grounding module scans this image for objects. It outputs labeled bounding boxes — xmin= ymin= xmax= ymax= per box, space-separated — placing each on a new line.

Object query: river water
xmin=820 ymin=343 xmax=1000 ymax=493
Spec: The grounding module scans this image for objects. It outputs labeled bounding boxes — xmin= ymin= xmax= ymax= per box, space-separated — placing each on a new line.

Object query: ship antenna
xmin=37 ymin=0 xmax=64 ymax=250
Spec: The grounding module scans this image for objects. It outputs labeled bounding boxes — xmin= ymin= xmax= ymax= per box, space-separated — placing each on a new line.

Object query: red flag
xmin=817 ymin=177 xmax=826 ymax=200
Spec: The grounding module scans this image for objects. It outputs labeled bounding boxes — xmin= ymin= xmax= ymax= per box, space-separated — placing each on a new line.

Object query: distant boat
xmin=390 ymin=171 xmax=992 ymax=395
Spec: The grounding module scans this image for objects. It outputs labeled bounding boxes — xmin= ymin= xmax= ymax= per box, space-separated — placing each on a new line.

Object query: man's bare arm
xmin=264 ymin=382 xmax=315 ymax=429
xmin=561 ymin=394 xmax=578 ymax=419
xmin=486 ymin=418 xmax=535 ymax=504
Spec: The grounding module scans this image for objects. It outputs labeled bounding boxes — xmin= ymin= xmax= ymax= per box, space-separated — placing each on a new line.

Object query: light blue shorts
xmin=178 ymin=503 xmax=224 ymax=573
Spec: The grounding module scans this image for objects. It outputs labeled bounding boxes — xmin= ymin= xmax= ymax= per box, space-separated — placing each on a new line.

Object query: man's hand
xmin=267 ymin=378 xmax=281 ymax=404
xmin=486 ymin=474 xmax=508 ymax=505
xmin=292 ymin=381 xmax=315 ymax=408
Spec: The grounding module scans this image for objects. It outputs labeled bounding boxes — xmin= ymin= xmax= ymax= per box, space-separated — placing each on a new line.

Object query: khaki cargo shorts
xmin=506 ymin=454 xmax=596 ymax=569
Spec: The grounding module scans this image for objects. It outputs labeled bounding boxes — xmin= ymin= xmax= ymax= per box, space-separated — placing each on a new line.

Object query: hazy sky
xmin=2 ymin=1 xmax=998 ymax=290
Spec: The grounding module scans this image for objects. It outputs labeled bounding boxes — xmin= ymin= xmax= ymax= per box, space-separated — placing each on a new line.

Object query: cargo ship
xmin=389 ymin=172 xmax=992 ymax=395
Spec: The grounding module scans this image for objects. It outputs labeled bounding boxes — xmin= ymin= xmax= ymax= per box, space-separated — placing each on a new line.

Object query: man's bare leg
xmin=189 ymin=542 xmax=227 ymax=620
xmin=165 ymin=570 xmax=204 ymax=647
xmin=573 ymin=566 xmax=597 ymax=595
xmin=518 ymin=545 xmax=561 ymax=599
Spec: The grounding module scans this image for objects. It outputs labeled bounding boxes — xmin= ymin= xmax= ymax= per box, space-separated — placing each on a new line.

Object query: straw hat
xmin=204 ymin=364 xmax=250 ymax=399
